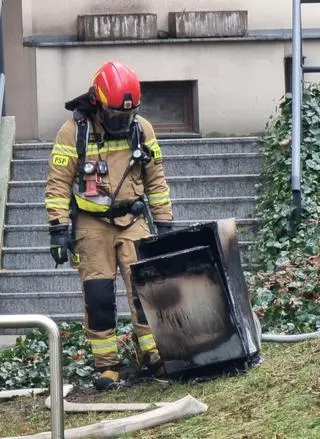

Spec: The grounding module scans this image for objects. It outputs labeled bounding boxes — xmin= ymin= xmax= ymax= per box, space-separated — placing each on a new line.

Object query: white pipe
xmin=252 ymin=312 xmax=320 ymax=343
xmin=252 ymin=311 xmax=320 ymax=343
xmin=261 ymin=331 xmax=320 ymax=342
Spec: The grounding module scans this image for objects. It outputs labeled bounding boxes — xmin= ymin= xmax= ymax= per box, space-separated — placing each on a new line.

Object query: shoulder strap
xmin=74 ymin=109 xmax=89 ymax=193
xmin=130 ymin=120 xmax=150 ymax=164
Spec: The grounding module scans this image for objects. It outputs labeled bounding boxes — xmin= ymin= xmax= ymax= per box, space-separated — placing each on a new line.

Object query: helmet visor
xmin=101 ymin=106 xmax=139 ymax=135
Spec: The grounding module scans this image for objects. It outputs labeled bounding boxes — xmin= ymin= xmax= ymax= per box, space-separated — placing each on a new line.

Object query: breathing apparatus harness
xmin=65 ymin=93 xmax=156 ymax=242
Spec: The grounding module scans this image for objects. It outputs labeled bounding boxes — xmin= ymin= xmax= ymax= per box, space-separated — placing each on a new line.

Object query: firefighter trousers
xmin=73 ymin=212 xmax=158 ymax=370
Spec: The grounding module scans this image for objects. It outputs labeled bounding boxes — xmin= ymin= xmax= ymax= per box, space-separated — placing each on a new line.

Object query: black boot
xmin=144 ymin=351 xmax=167 ymax=378
xmin=94 ymin=366 xmax=120 ymax=391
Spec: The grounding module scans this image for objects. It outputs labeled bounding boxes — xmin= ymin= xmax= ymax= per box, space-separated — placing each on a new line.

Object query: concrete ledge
xmin=0 ymin=116 xmax=16 ymax=257
xmin=23 ymin=28 xmax=320 ymax=47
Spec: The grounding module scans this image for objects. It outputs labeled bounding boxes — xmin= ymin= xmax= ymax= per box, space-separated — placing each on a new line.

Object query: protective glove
xmin=49 ymin=224 xmax=71 ymax=266
xmin=156 ymin=222 xmax=173 ymax=235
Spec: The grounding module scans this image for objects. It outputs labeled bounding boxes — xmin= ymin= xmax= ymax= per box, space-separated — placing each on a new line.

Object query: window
xmin=284 ymin=56 xmax=305 ymax=94
xmin=140 ymin=81 xmax=198 ymax=135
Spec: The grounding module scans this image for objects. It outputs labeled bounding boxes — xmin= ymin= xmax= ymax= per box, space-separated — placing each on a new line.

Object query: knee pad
xmin=84 ymin=278 xmax=116 ymax=331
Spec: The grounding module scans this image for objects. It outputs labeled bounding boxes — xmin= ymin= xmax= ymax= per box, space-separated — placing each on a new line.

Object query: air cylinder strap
xmin=74 ymin=110 xmax=90 ymax=193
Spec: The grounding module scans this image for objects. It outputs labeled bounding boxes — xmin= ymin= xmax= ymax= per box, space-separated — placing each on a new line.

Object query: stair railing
xmin=0 ymin=314 xmax=65 ymax=439
xmin=291 ymin=0 xmax=320 ymax=221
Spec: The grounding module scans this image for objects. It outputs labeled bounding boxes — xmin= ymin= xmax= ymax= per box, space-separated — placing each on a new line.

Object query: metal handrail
xmin=0 ymin=315 xmax=65 ymax=439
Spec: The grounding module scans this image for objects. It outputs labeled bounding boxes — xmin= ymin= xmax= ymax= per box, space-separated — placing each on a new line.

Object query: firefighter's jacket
xmin=45 ymin=115 xmax=173 ymax=227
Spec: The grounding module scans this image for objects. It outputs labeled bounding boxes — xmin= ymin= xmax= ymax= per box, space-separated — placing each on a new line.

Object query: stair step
xmin=168 ymin=175 xmax=260 ymax=197
xmin=0 ymin=241 xmax=251 ymax=269
xmin=8 ymin=174 xmax=260 ymax=203
xmin=0 ymin=312 xmax=84 ymax=335
xmin=174 ymin=197 xmax=256 ymax=220
xmin=0 ymin=290 xmax=129 ymax=316
xmin=6 ymin=202 xmax=48 ymax=225
xmin=8 ymin=181 xmax=45 ymax=203
xmin=0 ymin=312 xmax=129 ymax=335
xmin=10 ymin=154 xmax=263 ymax=180
xmin=164 ymin=154 xmax=263 ymax=176
xmin=3 ymin=225 xmax=50 ymax=246
xmin=12 ymin=138 xmax=261 ymax=159
xmin=173 ymin=219 xmax=259 ymax=240
xmin=161 ymin=138 xmax=261 ymax=155
xmin=0 ymin=269 xmax=124 ymax=293
xmin=5 ymin=198 xmax=257 ymax=225
xmin=2 ymin=220 xmax=259 ymax=247
xmin=13 ymin=143 xmax=53 ymax=160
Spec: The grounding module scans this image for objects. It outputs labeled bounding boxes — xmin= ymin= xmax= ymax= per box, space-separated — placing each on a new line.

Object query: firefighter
xmin=45 ymin=60 xmax=173 ymax=390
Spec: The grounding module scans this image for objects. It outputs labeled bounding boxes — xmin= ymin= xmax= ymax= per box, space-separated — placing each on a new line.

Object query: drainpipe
xmin=291 ymin=0 xmax=302 ymax=222
xmin=0 ymin=0 xmax=5 ymax=116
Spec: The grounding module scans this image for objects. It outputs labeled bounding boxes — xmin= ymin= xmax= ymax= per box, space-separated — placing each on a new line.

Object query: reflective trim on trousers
xmin=89 ymin=335 xmax=117 ymax=355
xmin=138 ymin=333 xmax=156 ymax=352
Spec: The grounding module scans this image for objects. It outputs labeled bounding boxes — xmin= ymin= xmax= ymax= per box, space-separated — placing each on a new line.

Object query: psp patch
xmin=151 ymin=144 xmax=162 ymax=161
xmin=52 ymin=155 xmax=69 ymax=167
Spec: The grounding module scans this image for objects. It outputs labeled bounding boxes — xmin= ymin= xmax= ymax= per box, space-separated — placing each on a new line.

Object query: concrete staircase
xmin=0 ymin=137 xmax=262 ymax=328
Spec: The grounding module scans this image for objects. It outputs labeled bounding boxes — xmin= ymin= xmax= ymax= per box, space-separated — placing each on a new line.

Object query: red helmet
xmin=91 ymin=61 xmax=141 ymax=135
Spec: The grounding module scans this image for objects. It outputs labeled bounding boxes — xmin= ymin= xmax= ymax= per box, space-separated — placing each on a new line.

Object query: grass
xmin=0 ymin=341 xmax=319 ymax=438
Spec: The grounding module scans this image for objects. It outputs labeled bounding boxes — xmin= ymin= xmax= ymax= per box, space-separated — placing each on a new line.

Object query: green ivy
xmin=247 ymin=83 xmax=320 ymax=333
xmin=0 ymin=321 xmax=136 ymax=390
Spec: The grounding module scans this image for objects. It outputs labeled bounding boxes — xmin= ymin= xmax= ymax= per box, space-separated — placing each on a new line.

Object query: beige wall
xmin=23 ymin=0 xmax=320 ymax=37
xmin=3 ymin=0 xmax=38 ymax=140
xmin=35 ymin=42 xmax=285 ymax=140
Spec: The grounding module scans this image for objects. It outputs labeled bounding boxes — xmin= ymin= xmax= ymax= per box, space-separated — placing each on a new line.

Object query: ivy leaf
xmin=306 ymin=159 xmax=320 ymax=170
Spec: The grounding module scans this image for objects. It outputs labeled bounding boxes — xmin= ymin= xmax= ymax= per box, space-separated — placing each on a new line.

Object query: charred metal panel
xmin=78 ymin=14 xmax=158 ymax=41
xmin=132 ymin=246 xmax=244 ymax=368
xmin=216 ymin=219 xmax=261 ymax=353
xmin=131 ymin=219 xmax=260 ymax=376
xmin=168 ymin=11 xmax=248 ymax=38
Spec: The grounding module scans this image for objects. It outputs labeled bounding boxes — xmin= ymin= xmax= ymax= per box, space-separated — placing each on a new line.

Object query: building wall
xmin=3 ymin=1 xmax=320 ymax=140
xmin=24 ymin=0 xmax=320 ymax=37
xmin=3 ymin=0 xmax=38 ymax=140
xmin=36 ymin=42 xmax=286 ymax=140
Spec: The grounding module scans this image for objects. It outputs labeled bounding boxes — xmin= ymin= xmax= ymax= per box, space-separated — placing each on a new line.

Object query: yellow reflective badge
xmin=52 ymin=155 xmax=69 ymax=167
xmin=70 ymin=252 xmax=81 ymax=269
xmin=71 ymin=253 xmax=81 ymax=264
xmin=152 ymin=145 xmax=162 ymax=160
